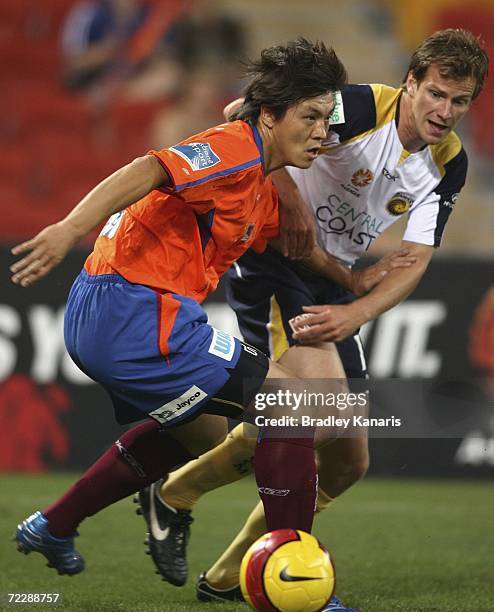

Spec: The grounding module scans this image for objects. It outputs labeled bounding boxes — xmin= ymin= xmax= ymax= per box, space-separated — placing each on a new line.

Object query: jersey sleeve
xmin=328 ymin=84 xmax=401 ymax=146
xmin=329 ymin=84 xmax=377 ymax=142
xmin=403 ymin=147 xmax=468 ymax=247
xmin=149 ymin=122 xmax=262 ymax=212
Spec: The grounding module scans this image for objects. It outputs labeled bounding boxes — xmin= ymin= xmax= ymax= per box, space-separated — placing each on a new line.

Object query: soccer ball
xmin=240 ymin=529 xmax=335 ymax=612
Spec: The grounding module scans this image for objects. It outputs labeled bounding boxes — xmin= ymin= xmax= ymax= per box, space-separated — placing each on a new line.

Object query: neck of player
xmin=397 ymin=93 xmax=426 ymax=154
xmin=256 ymin=123 xmax=285 ymax=176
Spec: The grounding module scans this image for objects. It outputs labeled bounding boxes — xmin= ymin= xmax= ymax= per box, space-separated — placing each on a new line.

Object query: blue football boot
xmin=322 ymin=594 xmax=361 ymax=611
xmin=14 ymin=511 xmax=85 ymax=575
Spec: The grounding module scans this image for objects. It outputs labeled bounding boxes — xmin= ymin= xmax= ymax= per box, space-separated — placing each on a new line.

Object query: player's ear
xmin=406 ymin=72 xmax=417 ymax=97
xmin=260 ymin=105 xmax=276 ymax=129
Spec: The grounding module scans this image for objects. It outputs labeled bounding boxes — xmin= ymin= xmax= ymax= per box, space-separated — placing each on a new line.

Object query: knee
xmin=233 ymin=423 xmax=257 ymax=453
xmin=318 ymin=452 xmax=369 ymax=497
xmin=190 ymin=428 xmax=227 ymax=456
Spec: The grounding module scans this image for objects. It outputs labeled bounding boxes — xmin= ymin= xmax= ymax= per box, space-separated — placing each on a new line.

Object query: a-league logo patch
xmin=351 ymin=168 xmax=373 ymax=187
xmin=169 ymin=142 xmax=221 ymax=172
xmin=208 ymin=327 xmax=235 ymax=361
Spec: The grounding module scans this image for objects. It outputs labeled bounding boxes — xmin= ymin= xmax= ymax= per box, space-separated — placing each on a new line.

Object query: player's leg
xmin=199 ymin=490 xmax=332 ymax=597
xmin=317 ymin=431 xmax=369 ymax=498
xmin=316 ymin=333 xmax=369 ymax=498
xmin=135 ymin=422 xmax=257 ymax=585
xmin=42 ymin=414 xmax=228 ymax=536
xmin=156 ymin=252 xmax=335 ymax=524
xmin=133 ymin=353 xmax=319 ymax=585
xmin=197 ymin=338 xmax=368 ymax=603
xmin=158 ymin=422 xmax=256 ymax=511
xmin=14 ymin=413 xmax=227 ymax=575
xmin=15 ymin=274 xmax=266 ymax=575
xmin=139 ymin=251 xmax=353 ymax=584
xmin=253 ymin=358 xmax=319 ymax=534
xmin=201 ymin=342 xmax=346 ymax=591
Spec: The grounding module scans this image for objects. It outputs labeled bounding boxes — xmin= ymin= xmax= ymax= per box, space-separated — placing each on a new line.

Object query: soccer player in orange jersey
xmin=11 ymin=38 xmax=358 ymax=577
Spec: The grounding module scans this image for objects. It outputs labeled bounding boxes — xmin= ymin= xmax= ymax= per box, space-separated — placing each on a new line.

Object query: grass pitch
xmin=0 ymin=473 xmax=493 ymax=611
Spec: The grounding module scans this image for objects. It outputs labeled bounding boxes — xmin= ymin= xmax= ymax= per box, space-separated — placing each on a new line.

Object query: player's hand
xmin=279 ymin=202 xmax=317 ymax=259
xmin=291 ymin=304 xmax=363 ymax=343
xmin=10 ymin=222 xmax=77 ymax=287
xmin=223 ymin=98 xmax=244 ymax=121
xmin=351 ymin=249 xmax=417 ymax=296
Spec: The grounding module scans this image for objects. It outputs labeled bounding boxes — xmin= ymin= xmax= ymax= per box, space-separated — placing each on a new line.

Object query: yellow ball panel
xmin=262 ymin=534 xmax=335 ymax=612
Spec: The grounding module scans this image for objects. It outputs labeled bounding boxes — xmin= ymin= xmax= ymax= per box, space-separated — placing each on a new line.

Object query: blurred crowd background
xmin=0 ymin=0 xmax=493 ymax=253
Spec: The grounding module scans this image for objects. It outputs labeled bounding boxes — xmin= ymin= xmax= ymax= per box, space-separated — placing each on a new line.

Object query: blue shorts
xmin=64 ymin=271 xmax=268 ymax=425
xmin=226 ymin=247 xmax=367 ymax=379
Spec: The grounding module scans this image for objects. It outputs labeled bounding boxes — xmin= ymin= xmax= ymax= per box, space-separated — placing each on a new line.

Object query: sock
xmin=161 ymin=422 xmax=256 ymax=510
xmin=43 ymin=420 xmax=195 ymax=537
xmin=207 ymin=483 xmax=332 ymax=588
xmin=254 ymin=434 xmax=317 ymax=533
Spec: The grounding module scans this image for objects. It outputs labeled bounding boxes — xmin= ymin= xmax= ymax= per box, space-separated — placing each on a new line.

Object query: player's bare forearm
xmin=276 ymin=242 xmax=417 ymax=295
xmin=271 ymin=168 xmax=316 ymax=258
xmin=11 ymin=155 xmax=170 ymax=286
xmin=57 ymin=155 xmax=169 ymax=240
xmin=271 ymin=169 xmax=303 ymax=212
xmin=292 ymin=242 xmax=432 ymax=344
xmin=351 ymin=242 xmax=433 ymax=321
xmin=302 ymin=244 xmax=353 ymax=289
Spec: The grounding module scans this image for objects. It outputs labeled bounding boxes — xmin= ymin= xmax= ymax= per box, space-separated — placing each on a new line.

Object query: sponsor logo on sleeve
xmin=329 ymin=90 xmax=345 ymax=125
xmin=442 ymin=192 xmax=459 ymax=209
xmin=149 ymin=385 xmax=208 ymax=424
xmin=208 ymin=327 xmax=235 ymax=361
xmin=386 ymin=192 xmax=415 ymax=216
xmin=169 ymin=142 xmax=221 ymax=172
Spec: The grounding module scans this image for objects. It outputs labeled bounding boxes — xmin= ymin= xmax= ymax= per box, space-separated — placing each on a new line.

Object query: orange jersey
xmin=85 ymin=121 xmax=279 ymax=302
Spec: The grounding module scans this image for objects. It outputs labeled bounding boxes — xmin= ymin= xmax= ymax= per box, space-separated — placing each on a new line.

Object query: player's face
xmin=407 ymin=64 xmax=475 ymax=146
xmin=271 ymin=94 xmax=335 ymax=169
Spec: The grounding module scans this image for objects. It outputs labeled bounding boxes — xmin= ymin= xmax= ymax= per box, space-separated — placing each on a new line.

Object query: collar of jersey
xmin=250 ymin=122 xmax=265 ymax=172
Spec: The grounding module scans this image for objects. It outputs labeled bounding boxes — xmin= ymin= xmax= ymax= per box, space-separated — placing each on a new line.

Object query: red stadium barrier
xmin=1 ymin=244 xmax=493 ymax=475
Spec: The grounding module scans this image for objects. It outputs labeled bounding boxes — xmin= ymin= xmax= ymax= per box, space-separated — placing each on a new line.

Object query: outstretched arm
xmin=270 ymin=239 xmax=416 ymax=296
xmin=292 ymin=241 xmax=433 ymax=343
xmin=11 ymin=154 xmax=170 ymax=286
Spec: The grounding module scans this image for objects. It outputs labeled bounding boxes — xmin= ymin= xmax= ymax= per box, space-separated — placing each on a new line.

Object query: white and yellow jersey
xmin=287 ymin=84 xmax=468 ymax=265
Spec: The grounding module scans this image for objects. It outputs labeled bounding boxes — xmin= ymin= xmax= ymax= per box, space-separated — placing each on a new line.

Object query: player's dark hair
xmin=232 ymin=38 xmax=347 ymax=122
xmin=405 ymin=29 xmax=489 ymax=99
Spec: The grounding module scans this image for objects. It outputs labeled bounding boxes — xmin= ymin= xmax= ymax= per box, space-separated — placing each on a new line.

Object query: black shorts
xmin=225 ymin=247 xmax=368 ymax=379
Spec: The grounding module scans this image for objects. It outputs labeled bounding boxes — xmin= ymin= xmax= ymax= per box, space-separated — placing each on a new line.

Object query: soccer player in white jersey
xmin=135 ymin=29 xmax=488 ymax=612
